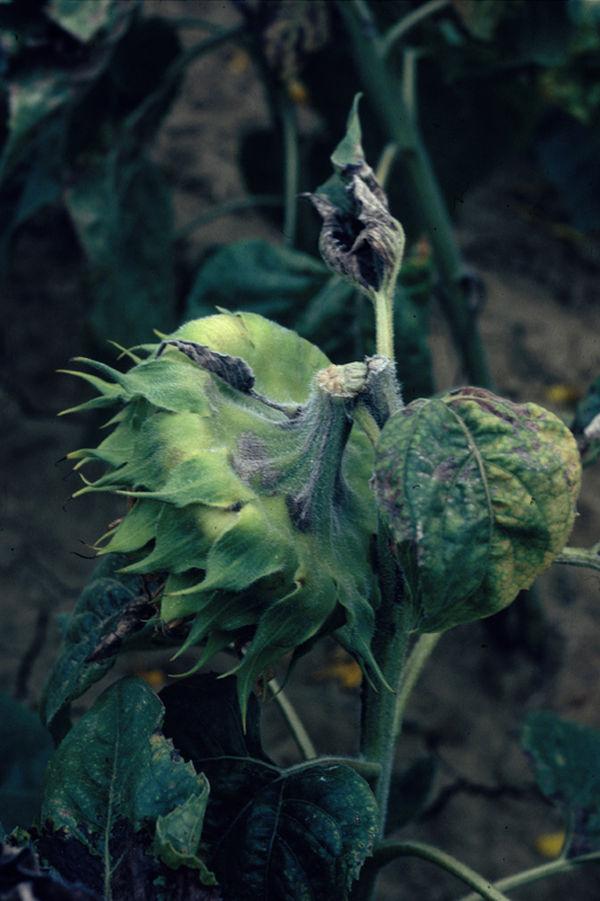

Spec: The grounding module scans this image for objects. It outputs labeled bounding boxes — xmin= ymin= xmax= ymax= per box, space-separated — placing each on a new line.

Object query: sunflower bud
xmin=306 ymin=95 xmax=404 ymax=304
xmin=64 ymin=313 xmax=382 ymax=717
xmin=307 ymin=164 xmax=404 ymax=304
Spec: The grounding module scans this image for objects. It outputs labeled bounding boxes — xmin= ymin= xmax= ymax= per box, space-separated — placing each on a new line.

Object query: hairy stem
xmin=458 ymin=850 xmax=600 ymax=901
xmin=361 ymin=841 xmax=511 ymax=901
xmin=354 ymin=402 xmax=381 ymax=447
xmin=360 ymin=527 xmax=412 ymax=835
xmin=338 ymin=0 xmax=493 ymax=388
xmin=269 ymin=677 xmax=316 ymax=759
xmin=374 ymin=290 xmax=395 ymax=359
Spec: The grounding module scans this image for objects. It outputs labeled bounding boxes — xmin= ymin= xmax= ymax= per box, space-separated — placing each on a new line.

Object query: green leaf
xmin=374 ymin=387 xmax=581 ymax=632
xmin=330 ymin=93 xmax=364 ymax=172
xmin=394 ymin=255 xmax=435 ymax=401
xmin=65 ymin=154 xmax=176 ymax=346
xmin=522 ymin=711 xmax=600 ymax=854
xmin=40 ymin=554 xmax=148 ymax=738
xmin=0 ymin=695 xmax=53 ymax=831
xmin=46 ymin=0 xmax=118 ymax=43
xmin=451 ymin=0 xmax=506 ymax=41
xmin=0 ymin=2 xmax=133 ymax=184
xmin=154 ymin=791 xmax=216 ymax=883
xmin=161 ymin=675 xmax=377 ymax=900
xmin=42 ymin=677 xmax=215 ymax=891
xmin=185 ymin=239 xmax=328 ymax=323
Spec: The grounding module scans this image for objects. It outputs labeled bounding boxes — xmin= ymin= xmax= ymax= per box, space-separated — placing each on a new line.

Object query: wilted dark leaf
xmin=42 ymin=678 xmax=215 ymax=895
xmin=40 ymin=555 xmax=150 ymax=738
xmin=161 ymin=675 xmax=377 ymax=900
xmin=65 ymin=154 xmax=176 ymax=346
xmin=0 ymin=1 xmax=134 ymax=184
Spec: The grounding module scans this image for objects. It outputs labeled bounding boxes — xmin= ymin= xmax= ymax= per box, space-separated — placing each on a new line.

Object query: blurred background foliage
xmin=1 ymin=0 xmax=599 ymax=401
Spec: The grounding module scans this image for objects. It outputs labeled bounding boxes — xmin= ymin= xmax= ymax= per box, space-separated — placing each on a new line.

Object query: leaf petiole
xmin=457 ymin=849 xmax=600 ymax=901
xmin=363 ymin=840 xmax=511 ymax=901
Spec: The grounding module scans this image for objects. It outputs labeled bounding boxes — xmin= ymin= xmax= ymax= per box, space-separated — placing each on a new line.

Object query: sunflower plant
xmin=5 ymin=98 xmax=600 ymax=901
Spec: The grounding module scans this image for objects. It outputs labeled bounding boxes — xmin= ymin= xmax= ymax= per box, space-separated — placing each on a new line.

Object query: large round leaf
xmin=374 ymin=387 xmax=581 ymax=632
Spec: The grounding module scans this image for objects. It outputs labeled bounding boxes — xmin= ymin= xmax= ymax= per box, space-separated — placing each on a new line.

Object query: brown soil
xmin=3 ymin=2 xmax=600 ymax=899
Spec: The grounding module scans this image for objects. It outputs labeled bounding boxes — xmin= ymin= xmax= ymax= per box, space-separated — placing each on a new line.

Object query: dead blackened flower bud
xmin=306 ymin=94 xmax=405 ymax=306
xmin=307 ymin=165 xmax=404 ymax=303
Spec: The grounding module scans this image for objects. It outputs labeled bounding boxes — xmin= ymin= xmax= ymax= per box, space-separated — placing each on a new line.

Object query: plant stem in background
xmin=375 ymin=142 xmax=399 ymax=187
xmin=176 ymin=195 xmax=282 ymax=239
xmin=279 ymin=91 xmax=300 ymax=247
xmin=393 ymin=631 xmax=441 ymax=737
xmin=380 ymin=0 xmax=450 ymax=58
xmin=269 ymin=676 xmax=316 ymax=759
xmin=123 ymin=24 xmax=245 ymax=137
xmin=338 ymin=0 xmax=493 ymax=388
xmin=363 ymin=841 xmax=511 ymax=901
xmin=458 ymin=849 xmax=600 ymax=901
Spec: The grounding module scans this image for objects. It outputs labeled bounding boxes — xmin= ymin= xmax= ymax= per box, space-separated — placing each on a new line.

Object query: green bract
xmin=374 ymin=387 xmax=581 ymax=633
xmin=65 ymin=311 xmax=379 ymax=714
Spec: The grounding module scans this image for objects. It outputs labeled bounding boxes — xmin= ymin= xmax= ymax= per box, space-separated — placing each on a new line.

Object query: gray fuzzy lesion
xmin=233 ymin=367 xmax=361 ymax=534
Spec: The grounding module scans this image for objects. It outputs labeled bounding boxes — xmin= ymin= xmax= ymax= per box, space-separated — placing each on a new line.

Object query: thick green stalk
xmin=337 ymin=0 xmax=493 ymax=388
xmin=458 ymin=850 xmax=600 ymax=901
xmin=355 ymin=607 xmax=412 ymax=899
xmin=360 ymin=527 xmax=412 ymax=835
xmin=361 ymin=841 xmax=511 ymax=901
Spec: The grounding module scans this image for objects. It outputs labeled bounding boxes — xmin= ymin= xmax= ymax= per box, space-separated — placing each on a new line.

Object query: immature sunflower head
xmin=65 ymin=311 xmax=380 ymax=714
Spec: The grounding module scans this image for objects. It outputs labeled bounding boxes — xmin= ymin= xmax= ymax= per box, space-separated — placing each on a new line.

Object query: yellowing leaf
xmin=535 ymin=831 xmax=565 ymax=859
